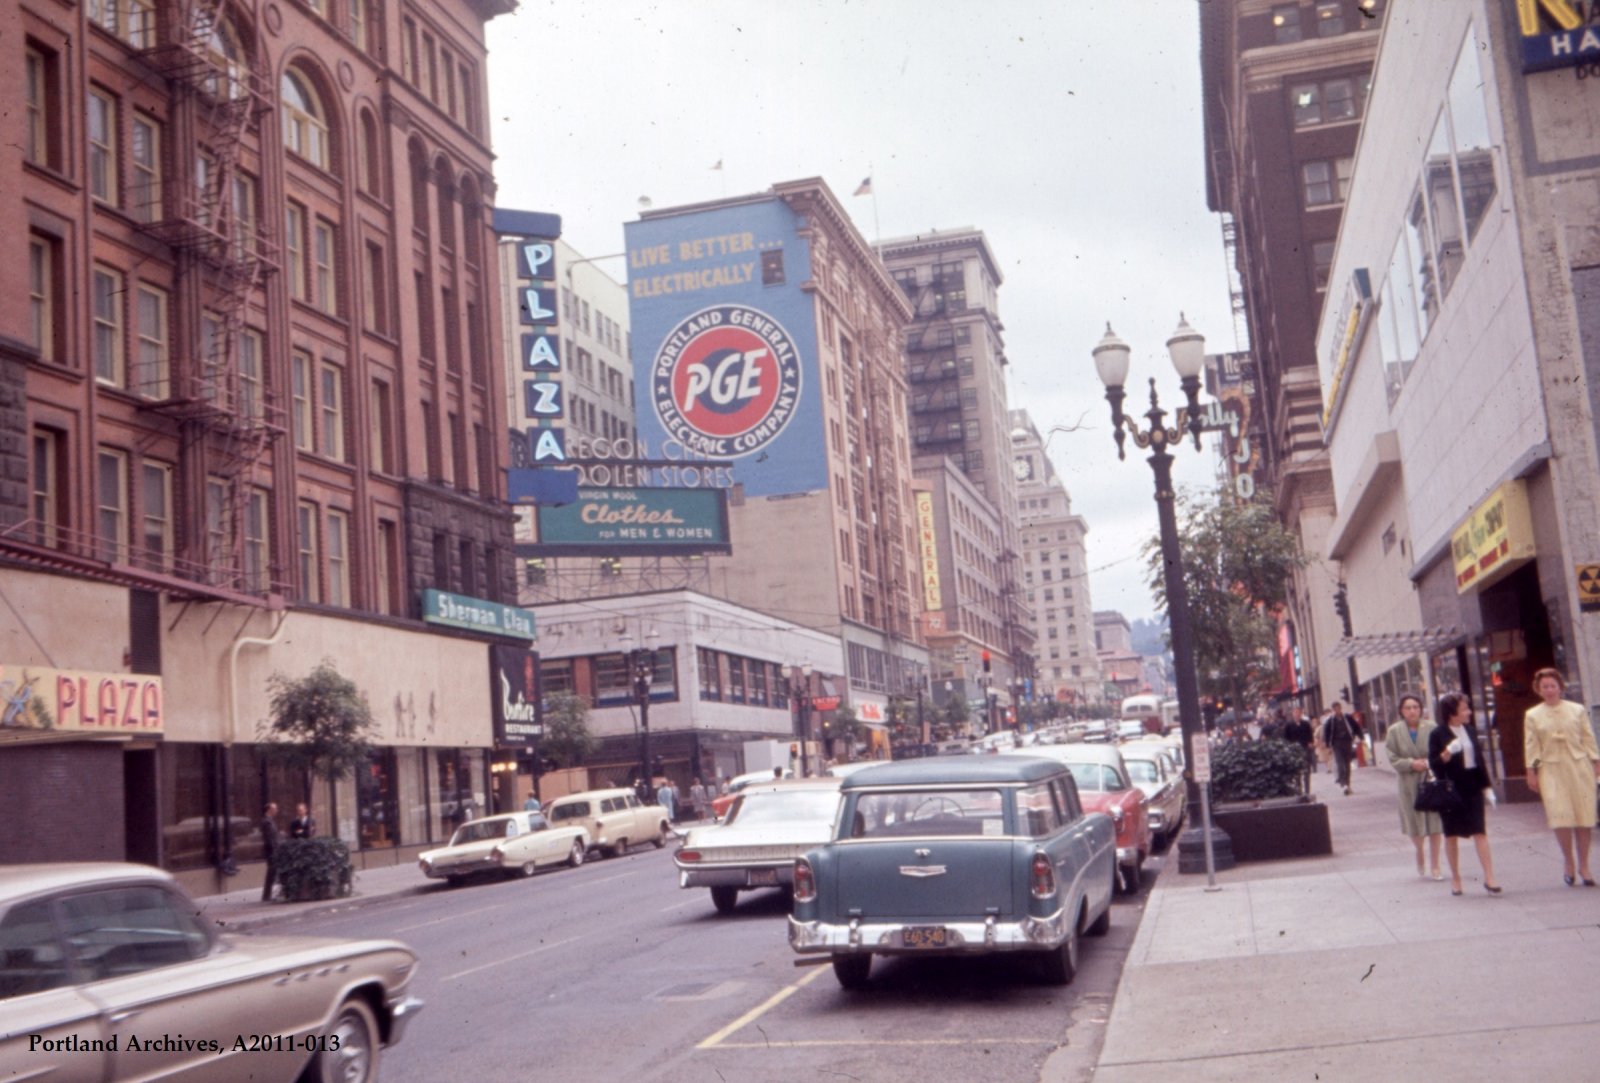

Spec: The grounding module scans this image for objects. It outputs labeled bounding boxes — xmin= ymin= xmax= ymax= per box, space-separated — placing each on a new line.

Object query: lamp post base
xmin=1176 ymin=822 xmax=1235 ymax=874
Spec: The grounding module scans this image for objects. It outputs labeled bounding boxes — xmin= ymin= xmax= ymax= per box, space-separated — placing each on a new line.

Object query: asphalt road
xmin=268 ymin=840 xmax=1158 ymax=1083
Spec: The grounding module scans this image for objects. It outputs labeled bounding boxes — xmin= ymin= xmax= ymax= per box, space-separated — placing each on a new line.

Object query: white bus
xmin=1120 ymin=694 xmax=1180 ymax=734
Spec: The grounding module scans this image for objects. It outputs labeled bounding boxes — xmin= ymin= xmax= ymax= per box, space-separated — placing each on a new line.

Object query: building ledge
xmin=1326 ymin=430 xmax=1401 ymax=560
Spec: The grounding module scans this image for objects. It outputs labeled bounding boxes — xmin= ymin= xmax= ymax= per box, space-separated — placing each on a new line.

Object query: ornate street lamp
xmin=1093 ymin=315 xmax=1233 ymax=877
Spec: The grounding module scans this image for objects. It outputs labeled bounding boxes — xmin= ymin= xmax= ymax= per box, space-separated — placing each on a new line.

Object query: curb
xmin=203 ymin=883 xmax=431 ymax=932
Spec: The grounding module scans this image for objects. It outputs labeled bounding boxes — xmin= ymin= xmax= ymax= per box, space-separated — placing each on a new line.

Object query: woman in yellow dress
xmin=1524 ymin=668 xmax=1600 ymax=887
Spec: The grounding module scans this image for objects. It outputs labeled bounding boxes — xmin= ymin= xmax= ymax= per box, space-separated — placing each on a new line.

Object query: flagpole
xmin=870 ymin=162 xmax=880 ymax=248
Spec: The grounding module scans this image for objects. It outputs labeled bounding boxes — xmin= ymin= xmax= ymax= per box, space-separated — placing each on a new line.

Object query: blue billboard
xmin=625 ymin=198 xmax=825 ymax=496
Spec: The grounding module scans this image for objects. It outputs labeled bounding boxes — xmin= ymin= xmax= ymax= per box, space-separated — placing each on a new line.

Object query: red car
xmin=1009 ymin=745 xmax=1151 ymax=893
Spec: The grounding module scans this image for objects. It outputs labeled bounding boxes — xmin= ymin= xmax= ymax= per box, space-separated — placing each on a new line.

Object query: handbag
xmin=1414 ymin=769 xmax=1461 ymax=814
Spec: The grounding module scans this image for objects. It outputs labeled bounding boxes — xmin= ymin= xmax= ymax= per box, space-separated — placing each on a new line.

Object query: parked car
xmin=1007 ymin=744 xmax=1151 ymax=893
xmin=675 ymin=778 xmax=843 ymax=913
xmin=0 ymin=862 xmax=421 ymax=1082
xmin=1119 ymin=747 xmax=1186 ymax=846
xmin=710 ymin=768 xmax=793 ymax=819
xmin=788 ymin=756 xmax=1116 ymax=989
xmin=545 ymin=787 xmax=671 ymax=857
xmin=417 ymin=811 xmax=590 ymax=885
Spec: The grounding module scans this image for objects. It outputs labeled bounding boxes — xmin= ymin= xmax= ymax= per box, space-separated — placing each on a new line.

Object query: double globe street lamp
xmin=1092 ymin=315 xmax=1233 ymax=876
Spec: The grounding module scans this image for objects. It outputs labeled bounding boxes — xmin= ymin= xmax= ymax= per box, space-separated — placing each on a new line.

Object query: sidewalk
xmin=1081 ymin=751 xmax=1600 ymax=1082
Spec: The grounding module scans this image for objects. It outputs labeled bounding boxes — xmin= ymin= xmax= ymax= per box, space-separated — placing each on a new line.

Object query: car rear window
xmin=1125 ymin=759 xmax=1161 ymax=784
xmin=1064 ymin=763 xmax=1123 ymax=793
xmin=550 ymin=801 xmax=590 ymax=821
xmin=849 ymin=789 xmax=1005 ymax=839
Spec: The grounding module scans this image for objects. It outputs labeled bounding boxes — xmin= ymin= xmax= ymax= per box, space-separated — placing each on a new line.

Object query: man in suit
xmin=1323 ymin=702 xmax=1358 ymax=795
xmin=259 ymin=802 xmax=281 ymax=902
xmin=1285 ymin=707 xmax=1316 ymax=794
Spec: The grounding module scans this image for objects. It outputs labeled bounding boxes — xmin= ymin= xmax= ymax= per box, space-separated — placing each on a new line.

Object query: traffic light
xmin=1333 ymin=585 xmax=1351 ymax=624
xmin=981 ymin=649 xmax=992 ymax=674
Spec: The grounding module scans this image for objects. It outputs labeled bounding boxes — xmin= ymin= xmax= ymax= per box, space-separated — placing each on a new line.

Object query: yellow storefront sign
xmin=1 ymin=664 xmax=165 ymax=737
xmin=1451 ymin=480 xmax=1536 ymax=594
xmin=915 ymin=491 xmax=943 ymax=611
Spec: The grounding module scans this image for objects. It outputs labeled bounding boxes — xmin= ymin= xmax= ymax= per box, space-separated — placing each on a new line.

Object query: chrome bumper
xmin=420 ymin=856 xmax=500 ymax=878
xmin=678 ymin=863 xmax=793 ymax=888
xmin=385 ymin=994 xmax=424 ymax=1045
xmin=1147 ymin=810 xmax=1166 ymax=831
xmin=788 ymin=908 xmax=1067 ymax=955
xmin=1116 ymin=845 xmax=1140 ymax=869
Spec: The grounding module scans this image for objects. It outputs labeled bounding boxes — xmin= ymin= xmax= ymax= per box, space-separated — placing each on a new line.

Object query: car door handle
xmin=110 ymin=1009 xmax=141 ymax=1025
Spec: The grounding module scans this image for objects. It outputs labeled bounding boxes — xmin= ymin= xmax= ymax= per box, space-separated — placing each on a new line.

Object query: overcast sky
xmin=487 ymin=1 xmax=1236 ymax=623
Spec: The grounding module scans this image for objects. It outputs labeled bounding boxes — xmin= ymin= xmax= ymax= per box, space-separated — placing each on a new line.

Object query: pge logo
xmin=651 ymin=304 xmax=802 ymax=456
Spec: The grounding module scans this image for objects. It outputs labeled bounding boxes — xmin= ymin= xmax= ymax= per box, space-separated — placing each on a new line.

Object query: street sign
xmin=1191 ymin=739 xmax=1212 ymax=783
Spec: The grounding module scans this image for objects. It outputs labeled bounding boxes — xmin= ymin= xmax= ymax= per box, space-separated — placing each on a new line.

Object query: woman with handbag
xmin=1385 ymin=694 xmax=1442 ymax=879
xmin=1428 ymin=691 xmax=1502 ymax=896
xmin=1523 ymin=668 xmax=1600 ymax=887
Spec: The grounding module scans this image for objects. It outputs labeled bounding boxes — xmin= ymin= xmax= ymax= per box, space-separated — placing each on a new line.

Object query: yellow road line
xmin=695 ymin=967 xmax=827 ymax=1049
xmin=709 ymin=1037 xmax=1054 ymax=1049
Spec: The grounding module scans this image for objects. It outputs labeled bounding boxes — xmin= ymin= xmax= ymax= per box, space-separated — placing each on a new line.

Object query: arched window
xmin=202 ymin=9 xmax=247 ymax=101
xmin=433 ymin=157 xmax=455 ymax=251
xmin=408 ymin=139 xmax=429 ymax=237
xmin=459 ymin=176 xmax=482 ymax=266
xmin=281 ymin=67 xmax=331 ymax=170
xmin=358 ymin=108 xmax=382 ymax=197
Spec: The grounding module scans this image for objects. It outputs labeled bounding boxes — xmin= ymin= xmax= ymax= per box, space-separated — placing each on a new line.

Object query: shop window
xmin=357 ymin=747 xmax=399 ymax=849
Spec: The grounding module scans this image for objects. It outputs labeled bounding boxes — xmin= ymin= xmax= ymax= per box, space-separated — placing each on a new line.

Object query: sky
xmin=486 ymin=1 xmax=1238 ymax=623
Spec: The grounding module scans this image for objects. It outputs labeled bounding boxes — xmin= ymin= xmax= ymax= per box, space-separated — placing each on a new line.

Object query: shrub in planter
xmin=1210 ymin=740 xmax=1306 ymax=803
xmin=275 ymin=837 xmax=354 ymax=902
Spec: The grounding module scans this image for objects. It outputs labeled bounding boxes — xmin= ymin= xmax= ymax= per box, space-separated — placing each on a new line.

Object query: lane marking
xmin=394 ymin=902 xmax=507 ymax=933
xmin=696 ymin=967 xmax=827 ymax=1049
xmin=708 ymin=1037 xmax=1055 ymax=1049
xmin=442 ymin=936 xmax=579 ymax=981
xmin=659 ymin=898 xmax=697 ymax=913
xmin=581 ymin=870 xmax=645 ymax=888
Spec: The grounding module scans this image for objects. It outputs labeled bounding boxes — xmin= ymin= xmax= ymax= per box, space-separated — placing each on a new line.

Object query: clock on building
xmin=1013 ymin=456 xmax=1034 ymax=481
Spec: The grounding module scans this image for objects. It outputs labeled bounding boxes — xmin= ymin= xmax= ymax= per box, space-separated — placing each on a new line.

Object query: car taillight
xmin=678 ymin=849 xmax=701 ymax=863
xmin=1031 ymin=851 xmax=1056 ymax=898
xmin=490 ymin=846 xmax=505 ymax=864
xmin=793 ymin=858 xmax=817 ymax=903
xmin=1110 ymin=805 xmax=1125 ymax=826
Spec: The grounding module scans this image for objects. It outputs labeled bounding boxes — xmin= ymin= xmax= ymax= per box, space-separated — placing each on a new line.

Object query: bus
xmin=1120 ymin=694 xmax=1180 ymax=735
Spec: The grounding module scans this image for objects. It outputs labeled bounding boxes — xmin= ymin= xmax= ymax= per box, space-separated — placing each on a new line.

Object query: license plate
xmin=748 ymin=868 xmax=780 ymax=886
xmin=901 ymin=925 xmax=950 ymax=949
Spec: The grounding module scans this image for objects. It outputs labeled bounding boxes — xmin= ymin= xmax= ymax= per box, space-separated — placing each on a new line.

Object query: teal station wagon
xmin=788 ymin=756 xmax=1116 ymax=989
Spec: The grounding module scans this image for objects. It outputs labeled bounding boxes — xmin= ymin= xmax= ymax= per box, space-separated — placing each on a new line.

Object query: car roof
xmin=548 ymin=788 xmax=633 ymax=803
xmin=735 ymin=778 xmax=842 ymax=798
xmin=0 ymin=862 xmax=177 ymax=904
xmin=839 ymin=754 xmax=1067 ymax=790
xmin=1006 ymin=744 xmax=1128 ymax=769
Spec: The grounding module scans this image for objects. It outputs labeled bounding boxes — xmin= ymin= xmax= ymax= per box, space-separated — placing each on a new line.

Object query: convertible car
xmin=788 ymin=756 xmax=1115 ymax=989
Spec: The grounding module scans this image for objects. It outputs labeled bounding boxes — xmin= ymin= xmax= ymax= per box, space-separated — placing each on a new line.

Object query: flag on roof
xmin=710 ymin=159 xmax=723 ymax=171
xmin=853 ymin=176 xmax=872 ymax=197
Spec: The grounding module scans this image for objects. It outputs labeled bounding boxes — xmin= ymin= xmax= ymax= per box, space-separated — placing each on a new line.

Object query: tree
xmin=829 ymin=704 xmax=864 ymax=751
xmin=257 ymin=660 xmax=375 ymax=781
xmin=941 ymin=695 xmax=971 ymax=732
xmin=539 ymin=692 xmax=596 ymax=768
xmin=1144 ymin=492 xmax=1303 ymax=715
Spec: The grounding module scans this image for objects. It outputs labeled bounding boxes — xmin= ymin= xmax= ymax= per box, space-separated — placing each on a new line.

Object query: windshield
xmin=724 ymin=789 xmax=840 ymax=827
xmin=1063 ymin=763 xmax=1122 ymax=793
xmin=1124 ymin=759 xmax=1160 ymax=784
xmin=849 ymin=789 xmax=1005 ymax=839
xmin=549 ymin=802 xmax=590 ymax=822
xmin=450 ymin=819 xmax=512 ymax=845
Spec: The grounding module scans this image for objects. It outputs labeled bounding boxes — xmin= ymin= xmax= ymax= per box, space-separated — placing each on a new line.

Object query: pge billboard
xmin=625 ymin=198 xmax=825 ymax=496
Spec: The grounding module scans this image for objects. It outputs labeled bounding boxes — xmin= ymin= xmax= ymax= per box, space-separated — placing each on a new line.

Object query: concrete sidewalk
xmin=1083 ymin=749 xmax=1600 ymax=1082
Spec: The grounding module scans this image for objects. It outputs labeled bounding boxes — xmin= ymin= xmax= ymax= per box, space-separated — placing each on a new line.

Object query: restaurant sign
xmin=1 ymin=665 xmax=164 ymax=737
xmin=1452 ymin=480 xmax=1537 ymax=594
xmin=421 ymin=590 xmax=537 ymax=640
xmin=488 ymin=645 xmax=542 ymax=748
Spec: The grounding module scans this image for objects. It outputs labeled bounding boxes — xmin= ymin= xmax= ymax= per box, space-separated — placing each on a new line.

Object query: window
xmin=312 ymin=219 xmax=337 ymax=314
xmin=239 ymin=328 xmax=263 ymax=420
xmin=285 ymin=202 xmax=307 ymax=301
xmin=1291 ymin=83 xmax=1321 ymax=127
xmin=297 ymin=501 xmax=321 ymax=602
xmin=291 ymin=351 xmax=312 ymax=450
xmin=698 ymin=648 xmax=721 ymax=701
xmin=1312 ymin=240 xmax=1336 ymax=291
xmin=326 ymin=509 xmax=350 ymax=606
xmin=205 ymin=477 xmax=228 ymax=574
xmin=1315 ymin=0 xmax=1345 ymax=36
xmin=422 ymin=400 xmax=441 ymax=480
xmin=140 ymin=461 xmax=173 ymax=571
xmin=1301 ymin=158 xmax=1352 ymax=207
xmin=415 ymin=273 xmax=435 ymax=359
xmin=134 ymin=285 xmax=170 ymax=399
xmin=376 ymin=519 xmax=400 ymax=615
xmin=25 ymin=43 xmax=60 ymax=169
xmin=431 ymin=531 xmax=449 ymax=587
xmin=88 ymin=87 xmax=118 ymax=203
xmin=370 ymin=380 xmax=394 ymax=472
xmin=97 ymin=449 xmax=129 ymax=563
xmin=231 ymin=172 xmax=258 ymax=257
xmin=448 ymin=412 xmax=467 ymax=489
xmin=761 ymin=250 xmax=785 ymax=285
xmin=1324 ymin=78 xmax=1357 ymax=121
xmin=130 ymin=115 xmax=162 ymax=223
xmin=1447 ymin=27 xmax=1497 ymax=242
xmin=1272 ymin=4 xmax=1301 ymax=43
xmin=57 ymin=887 xmax=208 ymax=979
xmin=319 ymin=362 xmax=346 ymax=460
xmin=401 ymin=17 xmax=417 ymax=82
xmin=244 ymin=488 xmax=270 ymax=591
xmin=31 ymin=427 xmax=64 ymax=547
xmin=727 ymin=657 xmax=746 ymax=704
xmin=358 ymin=110 xmax=382 ymax=197
xmin=0 ymin=897 xmax=75 ymax=998
xmin=92 ymin=267 xmax=124 ymax=387
xmin=458 ymin=538 xmax=475 ymax=595
xmin=28 ymin=233 xmax=59 ymax=362
xmin=346 ymin=0 xmax=368 ymax=50
xmin=281 ymin=69 xmax=330 ymax=169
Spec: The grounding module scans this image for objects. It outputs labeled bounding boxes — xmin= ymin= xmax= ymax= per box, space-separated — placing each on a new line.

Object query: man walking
xmin=1322 ymin=702 xmax=1358 ymax=795
xmin=259 ymin=802 xmax=281 ymax=902
xmin=1285 ymin=706 xmax=1316 ymax=794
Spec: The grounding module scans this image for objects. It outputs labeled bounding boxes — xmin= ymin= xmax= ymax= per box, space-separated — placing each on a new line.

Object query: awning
xmin=1327 ymin=627 xmax=1463 ymax=660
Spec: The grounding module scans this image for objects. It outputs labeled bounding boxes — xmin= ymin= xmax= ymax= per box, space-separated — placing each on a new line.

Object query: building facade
xmin=1200 ymin=0 xmax=1387 ymax=710
xmin=1316 ymin=0 xmax=1600 ymax=793
xmin=1 ymin=0 xmax=519 ymax=892
xmin=1011 ymin=410 xmax=1101 ymax=708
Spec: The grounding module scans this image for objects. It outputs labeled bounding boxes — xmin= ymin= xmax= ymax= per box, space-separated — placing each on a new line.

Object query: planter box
xmin=1210 ymin=798 xmax=1332 ymax=862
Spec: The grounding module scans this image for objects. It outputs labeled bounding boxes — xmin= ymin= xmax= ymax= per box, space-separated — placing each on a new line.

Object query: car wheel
xmin=831 ymin=953 xmax=872 ymax=989
xmin=568 ymin=840 xmax=585 ymax=867
xmin=518 ymin=860 xmax=537 ymax=878
xmin=710 ymin=885 xmax=739 ymax=914
xmin=612 ymin=838 xmax=628 ymax=858
xmin=1039 ymin=919 xmax=1080 ymax=986
xmin=305 ymin=997 xmax=380 ymax=1083
xmin=445 ymin=875 xmax=464 ymax=889
xmin=653 ymin=822 xmax=669 ymax=847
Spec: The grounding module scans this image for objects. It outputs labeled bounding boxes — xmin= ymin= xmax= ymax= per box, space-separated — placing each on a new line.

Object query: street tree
xmin=257 ymin=660 xmax=375 ymax=781
xmin=539 ymin=692 xmax=596 ymax=768
xmin=1144 ymin=492 xmax=1303 ymax=718
xmin=829 ymin=704 xmax=864 ymax=757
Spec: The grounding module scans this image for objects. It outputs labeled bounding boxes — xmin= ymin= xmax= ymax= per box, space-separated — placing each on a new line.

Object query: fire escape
xmin=136 ymin=1 xmax=281 ymax=593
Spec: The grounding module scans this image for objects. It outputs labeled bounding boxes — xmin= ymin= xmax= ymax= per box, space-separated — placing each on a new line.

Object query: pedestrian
xmin=689 ymin=777 xmax=708 ymax=821
xmin=523 ymin=793 xmax=542 ymax=814
xmin=1322 ymin=701 xmax=1358 ymax=795
xmin=1384 ymin=694 xmax=1443 ymax=880
xmin=1523 ymin=667 xmax=1600 ymax=887
xmin=1428 ymin=691 xmax=1502 ymax=896
xmin=658 ymin=779 xmax=678 ymax=821
xmin=1284 ymin=707 xmax=1316 ymax=793
xmin=259 ymin=802 xmax=281 ymax=902
xmin=288 ymin=802 xmax=315 ymax=840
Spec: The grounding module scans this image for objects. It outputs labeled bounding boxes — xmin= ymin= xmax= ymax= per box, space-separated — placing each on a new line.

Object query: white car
xmin=545 ymin=788 xmax=672 ymax=857
xmin=675 ymin=779 xmax=843 ymax=913
xmin=1120 ymin=747 xmax=1186 ymax=844
xmin=417 ymin=811 xmax=590 ymax=884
